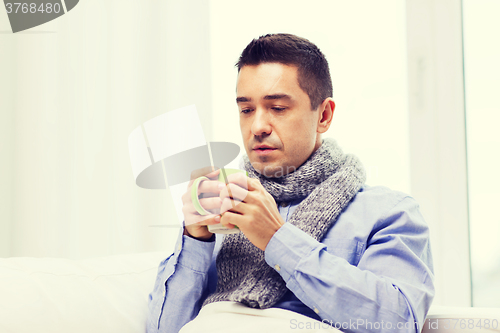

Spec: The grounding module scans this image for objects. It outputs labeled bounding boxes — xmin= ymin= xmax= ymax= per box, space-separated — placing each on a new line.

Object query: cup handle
xmin=191 ymin=176 xmax=211 ymax=215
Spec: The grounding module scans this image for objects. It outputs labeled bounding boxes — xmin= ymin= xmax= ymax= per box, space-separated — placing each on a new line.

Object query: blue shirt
xmin=147 ymin=185 xmax=434 ymax=333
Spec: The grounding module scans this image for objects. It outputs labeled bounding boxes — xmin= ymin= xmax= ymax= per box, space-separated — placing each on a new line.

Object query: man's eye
xmin=241 ymin=108 xmax=253 ymax=114
xmin=271 ymin=107 xmax=286 ymax=112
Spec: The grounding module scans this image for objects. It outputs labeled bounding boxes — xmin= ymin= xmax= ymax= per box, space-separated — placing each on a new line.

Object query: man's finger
xmin=220 ymin=211 xmax=241 ymax=229
xmin=225 ymin=173 xmax=250 ymax=190
xmin=198 ymin=179 xmax=225 ymax=196
xmin=190 ymin=166 xmax=220 ymax=181
xmin=198 ymin=196 xmax=222 ymax=211
xmin=220 ymin=197 xmax=245 ymax=215
xmin=220 ymin=183 xmax=248 ymax=203
xmin=187 ymin=166 xmax=221 ymax=189
xmin=185 ymin=213 xmax=221 ymax=227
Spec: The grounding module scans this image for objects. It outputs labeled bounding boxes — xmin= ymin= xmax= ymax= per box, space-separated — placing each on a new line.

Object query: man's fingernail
xmin=218 ymin=183 xmax=225 ymax=190
xmin=215 ymin=215 xmax=220 ymax=222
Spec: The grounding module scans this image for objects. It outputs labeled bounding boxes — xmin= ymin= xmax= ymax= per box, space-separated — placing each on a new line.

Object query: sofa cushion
xmin=0 ymin=252 xmax=167 ymax=333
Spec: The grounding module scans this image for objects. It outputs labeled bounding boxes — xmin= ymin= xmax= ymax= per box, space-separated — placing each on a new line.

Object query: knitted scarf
xmin=202 ymin=138 xmax=366 ymax=309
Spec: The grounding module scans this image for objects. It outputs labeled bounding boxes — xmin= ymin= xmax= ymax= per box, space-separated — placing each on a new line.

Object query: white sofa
xmin=0 ymin=252 xmax=167 ymax=333
xmin=1 ymin=252 xmax=499 ymax=333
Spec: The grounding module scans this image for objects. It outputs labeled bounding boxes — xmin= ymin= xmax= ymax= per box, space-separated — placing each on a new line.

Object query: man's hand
xmin=181 ymin=167 xmax=224 ymax=241
xmin=219 ymin=173 xmax=284 ymax=251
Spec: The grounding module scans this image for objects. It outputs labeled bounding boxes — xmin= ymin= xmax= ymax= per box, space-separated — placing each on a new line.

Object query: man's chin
xmin=250 ymin=161 xmax=296 ymax=178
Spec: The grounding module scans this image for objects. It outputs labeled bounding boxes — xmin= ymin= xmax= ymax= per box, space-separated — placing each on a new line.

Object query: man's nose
xmin=251 ymin=109 xmax=272 ymax=137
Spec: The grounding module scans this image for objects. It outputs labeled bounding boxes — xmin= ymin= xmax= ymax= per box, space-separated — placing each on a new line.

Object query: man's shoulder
xmin=324 ymin=184 xmax=426 ymax=252
xmin=357 ymin=184 xmax=412 ymax=204
xmin=347 ymin=184 xmax=420 ymax=220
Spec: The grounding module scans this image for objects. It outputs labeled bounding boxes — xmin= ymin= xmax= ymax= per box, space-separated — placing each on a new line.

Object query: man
xmin=147 ymin=34 xmax=434 ymax=333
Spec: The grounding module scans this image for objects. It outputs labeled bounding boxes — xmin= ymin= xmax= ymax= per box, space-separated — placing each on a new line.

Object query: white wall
xmin=0 ymin=0 xmax=212 ymax=259
xmin=0 ymin=1 xmax=414 ymax=259
xmin=209 ymin=0 xmax=411 ymax=194
xmin=0 ymin=30 xmax=15 ymax=258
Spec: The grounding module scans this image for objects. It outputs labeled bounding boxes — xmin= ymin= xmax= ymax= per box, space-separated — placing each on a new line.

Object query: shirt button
xmin=274 ymin=264 xmax=281 ymax=271
xmin=314 ymin=307 xmax=319 ymax=314
xmin=280 ymin=202 xmax=289 ymax=207
xmin=177 ymin=244 xmax=182 ymax=251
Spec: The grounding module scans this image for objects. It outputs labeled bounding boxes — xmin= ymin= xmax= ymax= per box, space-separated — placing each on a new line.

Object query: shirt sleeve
xmin=147 ymin=228 xmax=216 ymax=333
xmin=264 ymin=196 xmax=434 ymax=333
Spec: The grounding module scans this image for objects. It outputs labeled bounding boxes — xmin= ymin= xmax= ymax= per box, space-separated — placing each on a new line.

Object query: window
xmin=463 ymin=0 xmax=500 ymax=307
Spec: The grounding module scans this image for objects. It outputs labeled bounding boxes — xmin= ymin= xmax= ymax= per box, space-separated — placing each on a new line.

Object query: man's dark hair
xmin=236 ymin=33 xmax=333 ymax=110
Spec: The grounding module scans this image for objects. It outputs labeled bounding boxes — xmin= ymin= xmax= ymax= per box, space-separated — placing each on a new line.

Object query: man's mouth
xmin=253 ymin=145 xmax=277 ymax=155
xmin=253 ymin=145 xmax=276 ymax=150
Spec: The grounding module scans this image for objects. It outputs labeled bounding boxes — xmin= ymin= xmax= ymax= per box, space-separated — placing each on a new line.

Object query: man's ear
xmin=317 ymin=98 xmax=335 ymax=134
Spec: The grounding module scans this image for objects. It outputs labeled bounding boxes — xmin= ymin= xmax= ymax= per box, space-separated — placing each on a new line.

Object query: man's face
xmin=237 ymin=62 xmax=323 ymax=177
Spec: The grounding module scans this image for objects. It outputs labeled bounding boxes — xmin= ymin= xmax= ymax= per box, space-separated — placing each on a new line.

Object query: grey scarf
xmin=202 ymin=138 xmax=365 ymax=309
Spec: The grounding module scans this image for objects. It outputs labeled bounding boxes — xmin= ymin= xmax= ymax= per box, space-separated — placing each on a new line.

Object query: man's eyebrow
xmin=236 ymin=94 xmax=292 ymax=103
xmin=263 ymin=94 xmax=292 ymax=101
xmin=236 ymin=97 xmax=251 ymax=103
